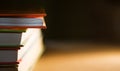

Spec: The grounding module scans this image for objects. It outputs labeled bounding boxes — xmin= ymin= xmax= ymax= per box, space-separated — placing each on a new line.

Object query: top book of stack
xmin=0 ymin=0 xmax=45 ymax=14
xmin=0 ymin=0 xmax=46 ymax=29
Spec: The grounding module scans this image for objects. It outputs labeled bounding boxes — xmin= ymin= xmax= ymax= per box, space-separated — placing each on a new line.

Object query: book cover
xmin=0 ymin=67 xmax=18 ymax=71
xmin=0 ymin=32 xmax=22 ymax=46
xmin=0 ymin=63 xmax=18 ymax=71
xmin=0 ymin=17 xmax=46 ymax=29
xmin=0 ymin=48 xmax=20 ymax=63
xmin=0 ymin=51 xmax=17 ymax=63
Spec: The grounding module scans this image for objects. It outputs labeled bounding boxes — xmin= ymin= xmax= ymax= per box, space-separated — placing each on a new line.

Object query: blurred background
xmin=43 ymin=0 xmax=120 ymax=41
xmin=34 ymin=0 xmax=120 ymax=71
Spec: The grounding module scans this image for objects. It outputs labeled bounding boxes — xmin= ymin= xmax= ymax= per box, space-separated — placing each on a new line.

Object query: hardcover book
xmin=0 ymin=48 xmax=19 ymax=63
xmin=0 ymin=9 xmax=46 ymax=71
xmin=0 ymin=32 xmax=22 ymax=46
xmin=0 ymin=17 xmax=46 ymax=29
xmin=0 ymin=67 xmax=18 ymax=71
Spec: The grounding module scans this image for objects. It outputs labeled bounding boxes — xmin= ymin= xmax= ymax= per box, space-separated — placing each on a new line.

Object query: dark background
xmin=0 ymin=0 xmax=44 ymax=10
xmin=1 ymin=0 xmax=120 ymax=42
xmin=42 ymin=0 xmax=120 ymax=42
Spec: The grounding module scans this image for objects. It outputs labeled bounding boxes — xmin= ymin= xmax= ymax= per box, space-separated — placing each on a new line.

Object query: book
xmin=0 ymin=29 xmax=26 ymax=33
xmin=0 ymin=48 xmax=20 ymax=63
xmin=0 ymin=28 xmax=44 ymax=71
xmin=0 ymin=32 xmax=22 ymax=46
xmin=0 ymin=14 xmax=46 ymax=18
xmin=0 ymin=11 xmax=46 ymax=71
xmin=0 ymin=64 xmax=18 ymax=71
xmin=0 ymin=67 xmax=18 ymax=71
xmin=0 ymin=17 xmax=46 ymax=29
xmin=0 ymin=13 xmax=46 ymax=18
xmin=18 ymin=28 xmax=44 ymax=71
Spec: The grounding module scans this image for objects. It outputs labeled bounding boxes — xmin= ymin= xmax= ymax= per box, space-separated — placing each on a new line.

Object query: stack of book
xmin=0 ymin=12 xmax=46 ymax=71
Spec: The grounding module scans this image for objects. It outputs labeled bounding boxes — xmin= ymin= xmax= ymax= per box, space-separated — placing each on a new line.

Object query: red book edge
xmin=0 ymin=48 xmax=20 ymax=50
xmin=0 ymin=26 xmax=47 ymax=29
xmin=0 ymin=14 xmax=47 ymax=18
xmin=0 ymin=62 xmax=19 ymax=65
xmin=0 ymin=45 xmax=23 ymax=50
